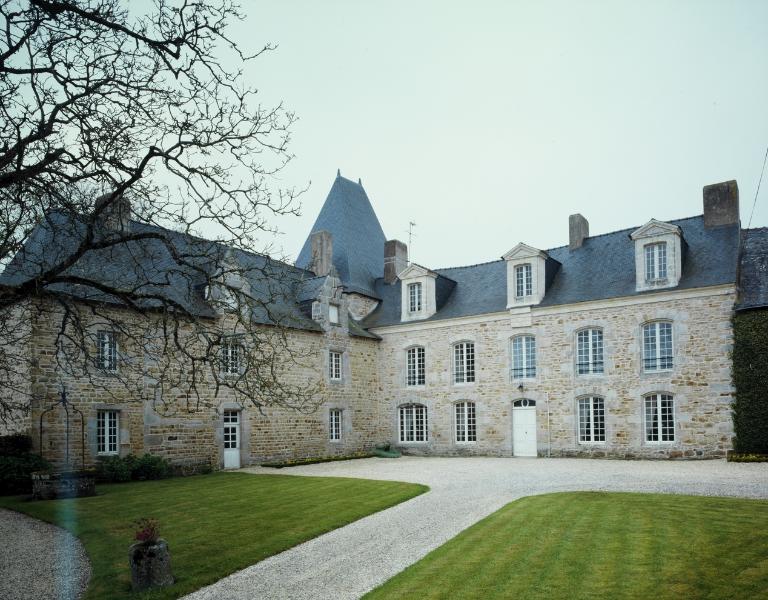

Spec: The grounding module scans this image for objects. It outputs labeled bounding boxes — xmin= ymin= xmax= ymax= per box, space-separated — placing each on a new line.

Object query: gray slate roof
xmin=362 ymin=215 xmax=741 ymax=328
xmin=737 ymin=228 xmax=768 ymax=311
xmin=296 ymin=174 xmax=386 ymax=298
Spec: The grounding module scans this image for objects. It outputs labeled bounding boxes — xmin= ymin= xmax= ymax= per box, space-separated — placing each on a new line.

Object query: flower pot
xmin=129 ymin=539 xmax=174 ymax=591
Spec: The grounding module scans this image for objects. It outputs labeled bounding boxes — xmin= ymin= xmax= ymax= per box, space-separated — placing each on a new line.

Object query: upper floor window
xmin=515 ymin=264 xmax=533 ymax=298
xmin=399 ymin=403 xmax=428 ymax=443
xmin=329 ymin=350 xmax=342 ymax=381
xmin=453 ymin=342 xmax=475 ymax=384
xmin=97 ymin=409 xmax=119 ymax=454
xmin=511 ymin=335 xmax=536 ymax=379
xmin=644 ymin=242 xmax=668 ymax=282
xmin=406 ymin=346 xmax=426 ymax=386
xmin=97 ymin=331 xmax=118 ymax=372
xmin=329 ymin=408 xmax=342 ymax=441
xmin=577 ymin=328 xmax=604 ymax=375
xmin=455 ymin=401 xmax=477 ymax=443
xmin=408 ymin=282 xmax=423 ymax=313
xmin=221 ymin=340 xmax=242 ymax=375
xmin=644 ymin=393 xmax=675 ymax=443
xmin=329 ymin=304 xmax=340 ymax=325
xmin=578 ymin=396 xmax=605 ymax=443
xmin=642 ymin=321 xmax=673 ymax=372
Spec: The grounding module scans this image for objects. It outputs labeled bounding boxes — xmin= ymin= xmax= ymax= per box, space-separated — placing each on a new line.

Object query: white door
xmin=512 ymin=399 xmax=537 ymax=457
xmin=223 ymin=410 xmax=241 ymax=469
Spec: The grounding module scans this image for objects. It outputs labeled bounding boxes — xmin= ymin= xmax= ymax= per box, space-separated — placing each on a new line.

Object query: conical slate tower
xmin=296 ymin=171 xmax=386 ymax=297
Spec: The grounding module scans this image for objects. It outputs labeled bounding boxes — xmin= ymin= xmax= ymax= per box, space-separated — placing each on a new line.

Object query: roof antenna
xmin=408 ymin=221 xmax=417 ymax=264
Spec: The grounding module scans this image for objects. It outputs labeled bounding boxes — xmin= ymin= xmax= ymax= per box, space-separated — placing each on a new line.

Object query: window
xmin=578 ymin=396 xmax=605 ymax=443
xmin=329 ymin=350 xmax=342 ymax=381
xmin=406 ymin=346 xmax=426 ymax=386
xmin=221 ymin=341 xmax=242 ymax=375
xmin=97 ymin=410 xmax=119 ymax=454
xmin=399 ymin=403 xmax=428 ymax=442
xmin=642 ymin=321 xmax=673 ymax=372
xmin=329 ymin=304 xmax=340 ymax=325
xmin=455 ymin=401 xmax=477 ymax=443
xmin=644 ymin=242 xmax=668 ymax=282
xmin=644 ymin=393 xmax=675 ymax=443
xmin=408 ymin=282 xmax=423 ymax=313
xmin=511 ymin=335 xmax=536 ymax=379
xmin=577 ymin=328 xmax=604 ymax=375
xmin=515 ymin=264 xmax=533 ymax=298
xmin=329 ymin=408 xmax=342 ymax=441
xmin=97 ymin=331 xmax=117 ymax=372
xmin=453 ymin=342 xmax=475 ymax=384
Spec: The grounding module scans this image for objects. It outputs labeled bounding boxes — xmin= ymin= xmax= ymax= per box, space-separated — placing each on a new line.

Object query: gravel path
xmin=0 ymin=507 xmax=90 ymax=600
xmin=185 ymin=457 xmax=768 ymax=600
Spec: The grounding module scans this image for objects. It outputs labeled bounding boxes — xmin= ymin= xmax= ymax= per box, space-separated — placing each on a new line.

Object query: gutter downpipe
xmin=547 ymin=392 xmax=551 ymax=458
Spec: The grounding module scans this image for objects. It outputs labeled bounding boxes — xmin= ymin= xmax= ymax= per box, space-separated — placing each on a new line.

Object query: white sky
xmin=230 ymin=0 xmax=768 ymax=268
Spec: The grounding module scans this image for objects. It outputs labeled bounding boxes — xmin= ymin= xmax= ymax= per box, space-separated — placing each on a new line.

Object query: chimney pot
xmin=310 ymin=230 xmax=333 ymax=277
xmin=384 ymin=239 xmax=408 ymax=284
xmin=569 ymin=213 xmax=589 ymax=250
xmin=703 ymin=180 xmax=739 ymax=227
xmin=94 ymin=192 xmax=131 ymax=233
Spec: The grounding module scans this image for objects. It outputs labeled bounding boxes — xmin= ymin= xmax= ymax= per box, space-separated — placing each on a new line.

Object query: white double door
xmin=512 ymin=402 xmax=537 ymax=457
xmin=223 ymin=409 xmax=241 ymax=469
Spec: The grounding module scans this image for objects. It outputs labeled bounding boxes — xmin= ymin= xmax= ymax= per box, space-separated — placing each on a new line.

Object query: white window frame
xmin=329 ymin=408 xmax=342 ymax=442
xmin=406 ymin=346 xmax=426 ymax=387
xmin=398 ymin=403 xmax=428 ymax=443
xmin=455 ymin=401 xmax=477 ymax=443
xmin=329 ymin=350 xmax=342 ymax=381
xmin=576 ymin=328 xmax=604 ymax=375
xmin=97 ymin=409 xmax=119 ymax=455
xmin=329 ymin=304 xmax=340 ymax=325
xmin=408 ymin=282 xmax=423 ymax=313
xmin=221 ymin=340 xmax=242 ymax=376
xmin=453 ymin=341 xmax=475 ymax=384
xmin=644 ymin=242 xmax=668 ymax=282
xmin=515 ymin=263 xmax=533 ymax=298
xmin=644 ymin=393 xmax=675 ymax=443
xmin=97 ymin=330 xmax=118 ymax=372
xmin=642 ymin=321 xmax=673 ymax=372
xmin=223 ymin=409 xmax=240 ymax=449
xmin=578 ymin=396 xmax=606 ymax=443
xmin=511 ymin=335 xmax=536 ymax=379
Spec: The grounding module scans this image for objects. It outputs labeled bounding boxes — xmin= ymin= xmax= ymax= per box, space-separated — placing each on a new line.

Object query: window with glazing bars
xmin=511 ymin=335 xmax=536 ymax=378
xmin=642 ymin=322 xmax=673 ymax=371
xmin=455 ymin=401 xmax=477 ymax=443
xmin=578 ymin=396 xmax=605 ymax=442
xmin=453 ymin=342 xmax=475 ymax=384
xmin=329 ymin=350 xmax=342 ymax=381
xmin=97 ymin=331 xmax=117 ymax=372
xmin=221 ymin=341 xmax=241 ymax=375
xmin=97 ymin=410 xmax=119 ymax=454
xmin=577 ymin=328 xmax=604 ymax=374
xmin=644 ymin=242 xmax=668 ymax=281
xmin=515 ymin=264 xmax=533 ymax=298
xmin=644 ymin=393 xmax=675 ymax=442
xmin=329 ymin=408 xmax=342 ymax=441
xmin=406 ymin=346 xmax=425 ymax=386
xmin=408 ymin=282 xmax=422 ymax=312
xmin=399 ymin=404 xmax=428 ymax=442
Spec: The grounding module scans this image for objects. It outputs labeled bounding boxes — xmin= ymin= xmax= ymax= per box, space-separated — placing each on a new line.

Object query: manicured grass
xmin=365 ymin=492 xmax=768 ymax=600
xmin=0 ymin=472 xmax=426 ymax=600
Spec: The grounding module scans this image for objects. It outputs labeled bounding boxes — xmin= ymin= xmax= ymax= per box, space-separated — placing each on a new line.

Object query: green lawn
xmin=0 ymin=472 xmax=426 ymax=600
xmin=365 ymin=492 xmax=768 ymax=600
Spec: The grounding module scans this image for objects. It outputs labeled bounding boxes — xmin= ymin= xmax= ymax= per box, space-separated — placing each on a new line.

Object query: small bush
xmin=96 ymin=453 xmax=172 ymax=483
xmin=0 ymin=453 xmax=50 ymax=495
xmin=261 ymin=452 xmax=375 ymax=469
xmin=0 ymin=434 xmax=33 ymax=456
xmin=131 ymin=454 xmax=171 ymax=480
xmin=727 ymin=452 xmax=768 ymax=463
xmin=97 ymin=455 xmax=132 ymax=483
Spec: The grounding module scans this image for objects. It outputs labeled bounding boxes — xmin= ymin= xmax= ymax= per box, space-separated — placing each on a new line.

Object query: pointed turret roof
xmin=296 ymin=172 xmax=386 ymax=298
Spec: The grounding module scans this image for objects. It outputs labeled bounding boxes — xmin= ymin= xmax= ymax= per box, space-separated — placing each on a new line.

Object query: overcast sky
xmin=229 ymin=0 xmax=767 ymax=268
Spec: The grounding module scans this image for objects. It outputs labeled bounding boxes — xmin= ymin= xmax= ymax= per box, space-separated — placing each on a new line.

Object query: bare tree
xmin=0 ymin=0 xmax=322 ymax=427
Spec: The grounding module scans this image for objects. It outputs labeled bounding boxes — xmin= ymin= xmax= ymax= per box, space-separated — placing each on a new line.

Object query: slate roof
xmin=737 ymin=228 xmax=768 ymax=311
xmin=296 ymin=174 xmax=386 ymax=298
xmin=362 ymin=215 xmax=741 ymax=329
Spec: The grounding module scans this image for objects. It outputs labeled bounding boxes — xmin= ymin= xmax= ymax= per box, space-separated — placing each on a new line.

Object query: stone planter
xmin=129 ymin=539 xmax=174 ymax=591
xmin=31 ymin=470 xmax=96 ymax=500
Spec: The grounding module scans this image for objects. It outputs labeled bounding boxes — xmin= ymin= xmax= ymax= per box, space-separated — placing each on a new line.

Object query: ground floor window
xmin=97 ymin=409 xmax=119 ymax=454
xmin=329 ymin=408 xmax=342 ymax=441
xmin=644 ymin=393 xmax=675 ymax=443
xmin=578 ymin=396 xmax=605 ymax=443
xmin=399 ymin=403 xmax=428 ymax=443
xmin=455 ymin=401 xmax=476 ymax=443
xmin=223 ymin=409 xmax=240 ymax=449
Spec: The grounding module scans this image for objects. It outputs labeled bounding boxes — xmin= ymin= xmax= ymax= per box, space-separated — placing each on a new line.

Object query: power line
xmin=748 ymin=144 xmax=768 ymax=229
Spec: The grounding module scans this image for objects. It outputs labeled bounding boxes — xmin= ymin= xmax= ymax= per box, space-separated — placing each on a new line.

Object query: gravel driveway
xmin=0 ymin=507 xmax=90 ymax=600
xmin=185 ymin=457 xmax=768 ymax=600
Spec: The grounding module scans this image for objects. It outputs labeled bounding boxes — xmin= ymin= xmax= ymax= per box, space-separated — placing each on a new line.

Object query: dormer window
xmin=644 ymin=242 xmax=668 ymax=282
xmin=398 ymin=264 xmax=441 ymax=322
xmin=408 ymin=282 xmax=422 ymax=313
xmin=329 ymin=304 xmax=340 ymax=325
xmin=515 ymin=264 xmax=533 ymax=298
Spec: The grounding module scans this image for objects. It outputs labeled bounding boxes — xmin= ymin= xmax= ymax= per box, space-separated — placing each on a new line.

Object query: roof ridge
xmin=435 ymin=258 xmax=504 ymax=271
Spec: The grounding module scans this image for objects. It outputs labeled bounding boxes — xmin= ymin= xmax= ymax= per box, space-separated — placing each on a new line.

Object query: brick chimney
xmin=310 ymin=230 xmax=333 ymax=276
xmin=703 ymin=180 xmax=739 ymax=227
xmin=384 ymin=239 xmax=408 ymax=284
xmin=94 ymin=192 xmax=131 ymax=233
xmin=569 ymin=213 xmax=589 ymax=250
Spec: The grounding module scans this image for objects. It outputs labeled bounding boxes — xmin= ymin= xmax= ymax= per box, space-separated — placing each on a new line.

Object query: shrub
xmin=0 ymin=434 xmax=33 ymax=456
xmin=131 ymin=454 xmax=171 ymax=481
xmin=96 ymin=453 xmax=171 ymax=483
xmin=0 ymin=453 xmax=50 ymax=495
xmin=732 ymin=311 xmax=768 ymax=454
xmin=97 ymin=455 xmax=132 ymax=483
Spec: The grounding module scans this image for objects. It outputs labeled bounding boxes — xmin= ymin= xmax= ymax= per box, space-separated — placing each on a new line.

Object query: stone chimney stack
xmin=703 ymin=180 xmax=739 ymax=227
xmin=384 ymin=239 xmax=408 ymax=284
xmin=569 ymin=213 xmax=589 ymax=250
xmin=310 ymin=230 xmax=333 ymax=277
xmin=94 ymin=192 xmax=131 ymax=233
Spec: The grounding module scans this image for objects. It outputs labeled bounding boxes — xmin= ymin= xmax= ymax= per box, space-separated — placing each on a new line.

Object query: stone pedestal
xmin=129 ymin=540 xmax=174 ymax=591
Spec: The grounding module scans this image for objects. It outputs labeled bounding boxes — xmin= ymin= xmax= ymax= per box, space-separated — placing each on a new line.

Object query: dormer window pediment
xmin=630 ymin=219 xmax=683 ymax=291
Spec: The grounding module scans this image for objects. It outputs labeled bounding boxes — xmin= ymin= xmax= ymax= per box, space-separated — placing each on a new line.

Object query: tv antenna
xmin=408 ymin=221 xmax=417 ymax=263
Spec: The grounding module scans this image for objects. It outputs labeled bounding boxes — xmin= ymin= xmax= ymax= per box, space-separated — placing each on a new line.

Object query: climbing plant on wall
xmin=731 ymin=310 xmax=768 ymax=454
